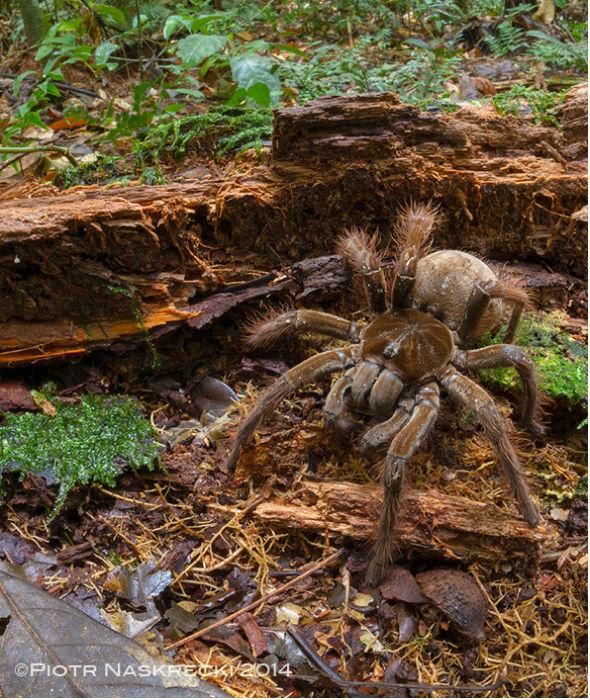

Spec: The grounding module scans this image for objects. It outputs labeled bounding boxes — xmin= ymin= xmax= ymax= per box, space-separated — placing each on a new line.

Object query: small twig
xmin=0 ymin=151 xmax=27 ymax=174
xmin=134 ymin=0 xmax=144 ymax=81
xmin=164 ymin=548 xmax=345 ymax=651
xmin=0 ymin=146 xmax=78 ymax=167
xmin=0 ymin=72 xmax=100 ymax=98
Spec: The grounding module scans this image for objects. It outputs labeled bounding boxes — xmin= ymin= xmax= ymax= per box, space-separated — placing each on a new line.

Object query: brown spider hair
xmin=393 ymin=200 xmax=440 ymax=256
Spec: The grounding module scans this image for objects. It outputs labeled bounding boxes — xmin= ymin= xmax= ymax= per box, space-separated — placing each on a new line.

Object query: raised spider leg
xmin=458 ymin=280 xmax=528 ymax=345
xmin=453 ymin=345 xmax=544 ymax=436
xmin=366 ymin=382 xmax=440 ymax=586
xmin=226 ymin=345 xmax=358 ymax=471
xmin=245 ymin=308 xmax=360 ymax=348
xmin=338 ymin=228 xmax=387 ymax=313
xmin=439 ymin=366 xmax=540 ymax=527
xmin=391 ymin=203 xmax=437 ymax=309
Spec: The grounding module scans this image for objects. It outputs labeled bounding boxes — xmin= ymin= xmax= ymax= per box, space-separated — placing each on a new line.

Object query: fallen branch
xmin=254 ymin=481 xmax=546 ymax=572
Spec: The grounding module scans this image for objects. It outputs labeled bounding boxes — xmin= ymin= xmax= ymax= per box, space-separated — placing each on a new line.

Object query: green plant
xmin=135 ymin=104 xmax=272 ymax=161
xmin=527 ymin=30 xmax=588 ymax=70
xmin=56 ymin=153 xmax=122 ymax=188
xmin=491 ymin=85 xmax=566 ymax=125
xmin=479 ymin=313 xmax=588 ymax=408
xmin=0 ymin=393 xmax=159 ymax=517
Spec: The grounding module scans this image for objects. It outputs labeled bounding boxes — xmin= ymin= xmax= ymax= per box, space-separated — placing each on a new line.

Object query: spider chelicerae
xmin=227 ymin=203 xmax=542 ymax=585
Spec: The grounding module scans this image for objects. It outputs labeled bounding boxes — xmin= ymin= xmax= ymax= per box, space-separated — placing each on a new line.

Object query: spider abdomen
xmin=413 ymin=250 xmax=505 ymax=336
xmin=361 ymin=309 xmax=453 ymax=382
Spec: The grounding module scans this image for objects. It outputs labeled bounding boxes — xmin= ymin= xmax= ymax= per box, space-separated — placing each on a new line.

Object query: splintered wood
xmin=254 ymin=480 xmax=546 ymax=571
xmin=0 ymin=90 xmax=586 ymax=366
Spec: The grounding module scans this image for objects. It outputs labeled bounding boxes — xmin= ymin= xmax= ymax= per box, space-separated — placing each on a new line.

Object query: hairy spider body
xmin=414 ymin=251 xmax=504 ymax=336
xmin=227 ymin=203 xmax=542 ymax=586
xmin=361 ymin=310 xmax=453 ymax=383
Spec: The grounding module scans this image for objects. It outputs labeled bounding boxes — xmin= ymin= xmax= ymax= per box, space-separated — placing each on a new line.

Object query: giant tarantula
xmin=227 ymin=203 xmax=542 ymax=585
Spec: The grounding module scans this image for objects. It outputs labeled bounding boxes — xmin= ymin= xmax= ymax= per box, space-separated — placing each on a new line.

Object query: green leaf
xmin=175 ymin=33 xmax=227 ymax=66
xmin=246 ymin=82 xmax=271 ymax=107
xmin=273 ymin=43 xmax=308 ymax=56
xmin=163 ymin=14 xmax=190 ymax=40
xmin=404 ymin=37 xmax=433 ymax=52
xmin=230 ymin=54 xmax=280 ymax=103
xmin=189 ymin=13 xmax=227 ymax=32
xmin=13 ymin=71 xmax=35 ymax=97
xmin=95 ymin=40 xmax=118 ymax=67
xmin=227 ymin=87 xmax=247 ymax=107
xmin=173 ymin=88 xmax=205 ymax=100
xmin=94 ymin=4 xmax=126 ymax=26
xmin=35 ymin=43 xmax=54 ymax=61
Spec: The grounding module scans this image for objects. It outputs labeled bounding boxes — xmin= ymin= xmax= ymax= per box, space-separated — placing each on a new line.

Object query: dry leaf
xmin=416 ymin=568 xmax=487 ymax=640
xmin=237 ymin=612 xmax=268 ymax=657
xmin=0 ymin=560 xmax=227 ymax=697
xmin=380 ymin=566 xmax=427 ymax=604
xmin=0 ymin=380 xmax=36 ymax=412
xmin=104 ymin=559 xmax=172 ymax=610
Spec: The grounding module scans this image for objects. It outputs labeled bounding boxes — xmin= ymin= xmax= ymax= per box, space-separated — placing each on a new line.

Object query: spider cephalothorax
xmin=227 ymin=203 xmax=542 ymax=585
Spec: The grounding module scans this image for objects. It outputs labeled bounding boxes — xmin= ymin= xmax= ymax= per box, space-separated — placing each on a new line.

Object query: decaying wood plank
xmin=254 ymin=480 xmax=545 ymax=571
xmin=0 ymin=254 xmax=347 ymax=365
xmin=0 ymin=92 xmax=586 ymax=366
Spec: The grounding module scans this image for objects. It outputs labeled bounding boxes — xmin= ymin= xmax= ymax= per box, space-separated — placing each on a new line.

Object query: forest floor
xmin=0 ymin=2 xmax=588 ymax=698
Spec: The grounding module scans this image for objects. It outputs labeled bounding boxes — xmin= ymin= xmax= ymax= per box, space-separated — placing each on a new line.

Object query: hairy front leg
xmin=227 ymin=346 xmax=358 ymax=471
xmin=245 ymin=309 xmax=360 ymax=348
xmin=338 ymin=228 xmax=388 ymax=313
xmin=454 ymin=345 xmax=544 ymax=436
xmin=440 ymin=366 xmax=540 ymax=527
xmin=366 ymin=382 xmax=440 ymax=586
xmin=391 ymin=202 xmax=437 ymax=309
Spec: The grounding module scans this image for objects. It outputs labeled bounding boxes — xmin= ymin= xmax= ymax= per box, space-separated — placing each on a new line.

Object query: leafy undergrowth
xmin=0 ymin=393 xmax=159 ymax=517
xmin=0 ymin=1 xmax=587 ymax=183
xmin=480 ymin=312 xmax=588 ymax=409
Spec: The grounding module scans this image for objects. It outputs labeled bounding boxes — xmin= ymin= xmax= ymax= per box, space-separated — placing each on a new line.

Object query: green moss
xmin=0 ymin=394 xmax=159 ymax=518
xmin=479 ymin=313 xmax=588 ymax=407
xmin=57 ymin=154 xmax=123 ymax=189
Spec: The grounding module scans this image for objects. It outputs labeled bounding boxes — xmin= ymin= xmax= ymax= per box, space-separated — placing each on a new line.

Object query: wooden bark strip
xmin=0 ymin=254 xmax=347 ymax=365
xmin=254 ymin=480 xmax=545 ymax=571
xmin=0 ymin=92 xmax=586 ymax=366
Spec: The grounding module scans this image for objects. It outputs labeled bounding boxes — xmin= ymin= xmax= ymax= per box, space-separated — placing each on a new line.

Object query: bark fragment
xmin=254 ymin=480 xmax=545 ymax=572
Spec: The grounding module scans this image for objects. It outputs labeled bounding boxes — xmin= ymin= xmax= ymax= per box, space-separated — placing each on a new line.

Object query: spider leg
xmin=366 ymin=382 xmax=440 ymax=586
xmin=337 ymin=228 xmax=387 ymax=313
xmin=453 ymin=345 xmax=544 ymax=436
xmin=324 ymin=369 xmax=363 ymax=435
xmin=391 ymin=202 xmax=437 ymax=308
xmin=350 ymin=360 xmax=381 ymax=407
xmin=227 ymin=346 xmax=358 ymax=470
xmin=360 ymin=396 xmax=415 ymax=456
xmin=458 ymin=280 xmax=528 ymax=345
xmin=245 ymin=308 xmax=360 ymax=348
xmin=367 ymin=368 xmax=404 ymax=417
xmin=440 ymin=366 xmax=540 ymax=527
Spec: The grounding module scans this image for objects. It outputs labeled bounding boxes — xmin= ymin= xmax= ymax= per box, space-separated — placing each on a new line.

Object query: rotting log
xmin=254 ymin=480 xmax=546 ymax=572
xmin=0 ymin=91 xmax=586 ymax=366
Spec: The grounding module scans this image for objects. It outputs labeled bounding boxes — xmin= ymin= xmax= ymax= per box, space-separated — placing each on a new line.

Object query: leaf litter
xmin=0 ymin=335 xmax=586 ymax=697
